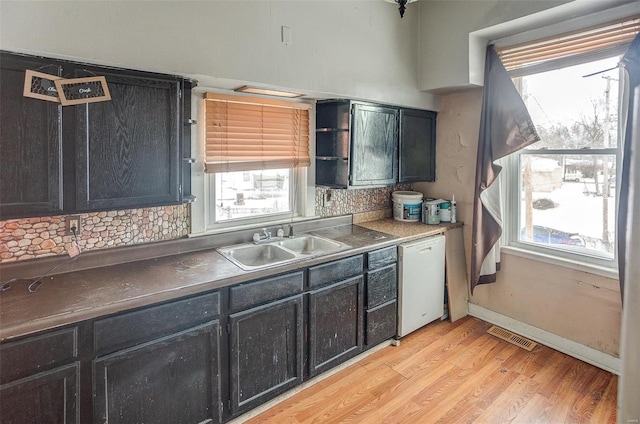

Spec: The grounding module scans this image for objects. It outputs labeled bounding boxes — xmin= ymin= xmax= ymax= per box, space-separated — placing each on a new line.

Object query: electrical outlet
xmin=66 ymin=215 xmax=82 ymax=236
xmin=323 ymin=191 xmax=333 ymax=207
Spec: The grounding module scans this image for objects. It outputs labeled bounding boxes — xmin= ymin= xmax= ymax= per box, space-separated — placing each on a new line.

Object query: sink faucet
xmin=253 ymin=228 xmax=272 ymax=244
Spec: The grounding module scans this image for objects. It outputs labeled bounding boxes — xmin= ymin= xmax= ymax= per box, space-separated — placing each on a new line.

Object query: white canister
xmin=439 ymin=201 xmax=452 ymax=222
xmin=392 ymin=191 xmax=423 ymax=222
xmin=424 ymin=200 xmax=441 ymax=225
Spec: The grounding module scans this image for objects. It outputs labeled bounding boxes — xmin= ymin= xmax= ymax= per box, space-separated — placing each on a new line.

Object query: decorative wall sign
xmin=23 ymin=70 xmax=63 ymax=103
xmin=54 ymin=76 xmax=111 ymax=106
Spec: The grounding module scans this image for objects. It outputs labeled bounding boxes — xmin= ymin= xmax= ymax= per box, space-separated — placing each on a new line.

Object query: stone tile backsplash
xmin=1 ymin=185 xmax=410 ymax=264
xmin=315 ymin=184 xmax=413 ymax=217
xmin=0 ymin=205 xmax=189 ymax=263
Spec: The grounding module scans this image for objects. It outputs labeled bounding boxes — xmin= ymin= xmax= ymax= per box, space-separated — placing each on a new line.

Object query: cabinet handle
xmin=419 ymin=247 xmax=433 ymax=253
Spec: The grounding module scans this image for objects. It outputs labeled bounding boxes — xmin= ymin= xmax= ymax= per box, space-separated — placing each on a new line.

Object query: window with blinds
xmin=203 ymin=93 xmax=311 ymax=173
xmin=496 ymin=15 xmax=640 ymax=76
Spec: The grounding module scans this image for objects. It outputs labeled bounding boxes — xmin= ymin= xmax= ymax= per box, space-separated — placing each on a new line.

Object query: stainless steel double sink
xmin=217 ymin=234 xmax=350 ymax=271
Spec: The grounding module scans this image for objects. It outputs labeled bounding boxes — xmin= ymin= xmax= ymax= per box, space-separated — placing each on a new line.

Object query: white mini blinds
xmin=204 ymin=93 xmax=311 ymax=173
xmin=496 ymin=15 xmax=640 ymax=76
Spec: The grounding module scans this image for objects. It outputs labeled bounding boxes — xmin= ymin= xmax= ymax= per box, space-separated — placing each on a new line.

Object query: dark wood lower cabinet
xmin=92 ymin=321 xmax=221 ymax=424
xmin=0 ymin=363 xmax=79 ymax=424
xmin=0 ymin=251 xmax=397 ymax=423
xmin=228 ymin=295 xmax=304 ymax=416
xmin=308 ymin=276 xmax=364 ymax=377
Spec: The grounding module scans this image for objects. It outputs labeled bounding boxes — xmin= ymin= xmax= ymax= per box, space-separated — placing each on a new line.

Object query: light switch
xmin=281 ymin=26 xmax=292 ymax=45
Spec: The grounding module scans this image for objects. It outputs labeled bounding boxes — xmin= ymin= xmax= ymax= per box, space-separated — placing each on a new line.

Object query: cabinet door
xmin=71 ymin=67 xmax=182 ymax=211
xmin=93 ymin=321 xmax=221 ymax=424
xmin=0 ymin=53 xmax=63 ymax=219
xmin=0 ymin=363 xmax=79 ymax=424
xmin=350 ymin=103 xmax=398 ymax=186
xmin=308 ymin=275 xmax=364 ymax=377
xmin=399 ymin=108 xmax=436 ymax=182
xmin=228 ymin=295 xmax=304 ymax=416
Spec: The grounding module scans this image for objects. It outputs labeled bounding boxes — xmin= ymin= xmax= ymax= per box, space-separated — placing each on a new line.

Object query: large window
xmin=202 ymin=93 xmax=310 ymax=227
xmin=508 ymin=55 xmax=621 ymax=264
xmin=498 ymin=14 xmax=639 ymax=267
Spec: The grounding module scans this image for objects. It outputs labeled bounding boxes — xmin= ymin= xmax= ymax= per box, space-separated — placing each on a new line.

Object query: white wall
xmin=417 ymin=0 xmax=570 ymax=92
xmin=0 ymin=0 xmax=438 ymax=110
xmin=418 ymin=0 xmax=638 ymax=93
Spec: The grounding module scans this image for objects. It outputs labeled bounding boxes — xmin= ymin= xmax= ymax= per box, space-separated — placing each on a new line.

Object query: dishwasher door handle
xmin=419 ymin=247 xmax=433 ymax=253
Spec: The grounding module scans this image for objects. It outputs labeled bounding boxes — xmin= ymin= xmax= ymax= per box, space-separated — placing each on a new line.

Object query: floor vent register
xmin=487 ymin=326 xmax=537 ymax=351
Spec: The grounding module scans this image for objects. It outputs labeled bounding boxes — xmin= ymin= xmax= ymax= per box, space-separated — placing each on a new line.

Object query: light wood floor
xmin=247 ymin=316 xmax=617 ymax=424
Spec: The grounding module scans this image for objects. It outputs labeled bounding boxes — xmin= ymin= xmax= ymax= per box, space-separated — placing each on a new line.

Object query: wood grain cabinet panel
xmin=71 ymin=67 xmax=183 ymax=211
xmin=350 ymin=103 xmax=398 ymax=186
xmin=367 ymin=246 xmax=397 ymax=270
xmin=0 ymin=363 xmax=80 ymax=424
xmin=93 ymin=321 xmax=221 ymax=424
xmin=0 ymin=52 xmax=63 ymax=219
xmin=308 ymin=276 xmax=364 ymax=377
xmin=229 ymin=271 xmax=303 ymax=312
xmin=365 ymin=300 xmax=397 ymax=347
xmin=93 ymin=291 xmax=219 ymax=355
xmin=308 ymin=254 xmax=363 ymax=288
xmin=366 ymin=264 xmax=397 ymax=308
xmin=398 ymin=108 xmax=437 ymax=183
xmin=0 ymin=327 xmax=77 ymax=385
xmin=1 ymin=51 xmax=194 ymax=219
xmin=229 ymin=295 xmax=304 ymax=416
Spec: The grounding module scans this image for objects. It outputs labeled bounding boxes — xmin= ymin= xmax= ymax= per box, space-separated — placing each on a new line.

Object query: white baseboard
xmin=468 ymin=303 xmax=621 ymax=375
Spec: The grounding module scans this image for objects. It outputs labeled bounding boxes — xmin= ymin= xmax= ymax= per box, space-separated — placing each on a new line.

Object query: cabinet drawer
xmin=0 ymin=327 xmax=77 ymax=384
xmin=94 ymin=291 xmax=219 ymax=354
xmin=229 ymin=271 xmax=304 ymax=312
xmin=367 ymin=264 xmax=397 ymax=308
xmin=366 ymin=300 xmax=397 ymax=347
xmin=309 ymin=255 xmax=363 ymax=288
xmin=367 ymin=246 xmax=397 ymax=270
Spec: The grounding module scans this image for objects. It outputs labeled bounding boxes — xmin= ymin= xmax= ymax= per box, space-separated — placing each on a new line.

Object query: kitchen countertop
xmin=0 ymin=219 xmax=462 ymax=342
xmin=357 ymin=218 xmax=462 ymax=241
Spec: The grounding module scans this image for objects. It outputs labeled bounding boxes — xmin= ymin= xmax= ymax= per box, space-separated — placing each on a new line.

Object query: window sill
xmin=501 ymin=245 xmax=619 ymax=281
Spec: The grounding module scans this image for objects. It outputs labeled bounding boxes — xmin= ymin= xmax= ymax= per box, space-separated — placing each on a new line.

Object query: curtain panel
xmin=618 ymin=32 xmax=640 ymax=301
xmin=470 ymin=46 xmax=540 ymax=294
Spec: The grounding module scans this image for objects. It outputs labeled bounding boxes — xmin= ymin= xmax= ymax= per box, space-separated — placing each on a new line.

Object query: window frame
xmin=503 ymin=54 xmax=624 ymax=272
xmin=188 ymin=91 xmax=317 ymax=236
xmin=206 ymin=166 xmax=308 ymax=230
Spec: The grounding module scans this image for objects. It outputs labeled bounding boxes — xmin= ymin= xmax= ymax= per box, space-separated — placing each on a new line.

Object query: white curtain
xmin=618 ymin=85 xmax=640 ymax=424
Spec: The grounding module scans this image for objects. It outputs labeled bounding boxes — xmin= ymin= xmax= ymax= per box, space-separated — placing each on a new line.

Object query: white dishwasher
xmin=397 ymin=235 xmax=446 ymax=337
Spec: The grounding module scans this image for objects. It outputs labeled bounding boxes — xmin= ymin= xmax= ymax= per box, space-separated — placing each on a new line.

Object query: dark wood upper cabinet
xmin=70 ymin=67 xmax=183 ymax=211
xmin=399 ymin=108 xmax=437 ymax=183
xmin=315 ymin=100 xmax=435 ymax=188
xmin=351 ymin=103 xmax=399 ymax=186
xmin=0 ymin=51 xmax=194 ymax=219
xmin=0 ymin=52 xmax=64 ymax=219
